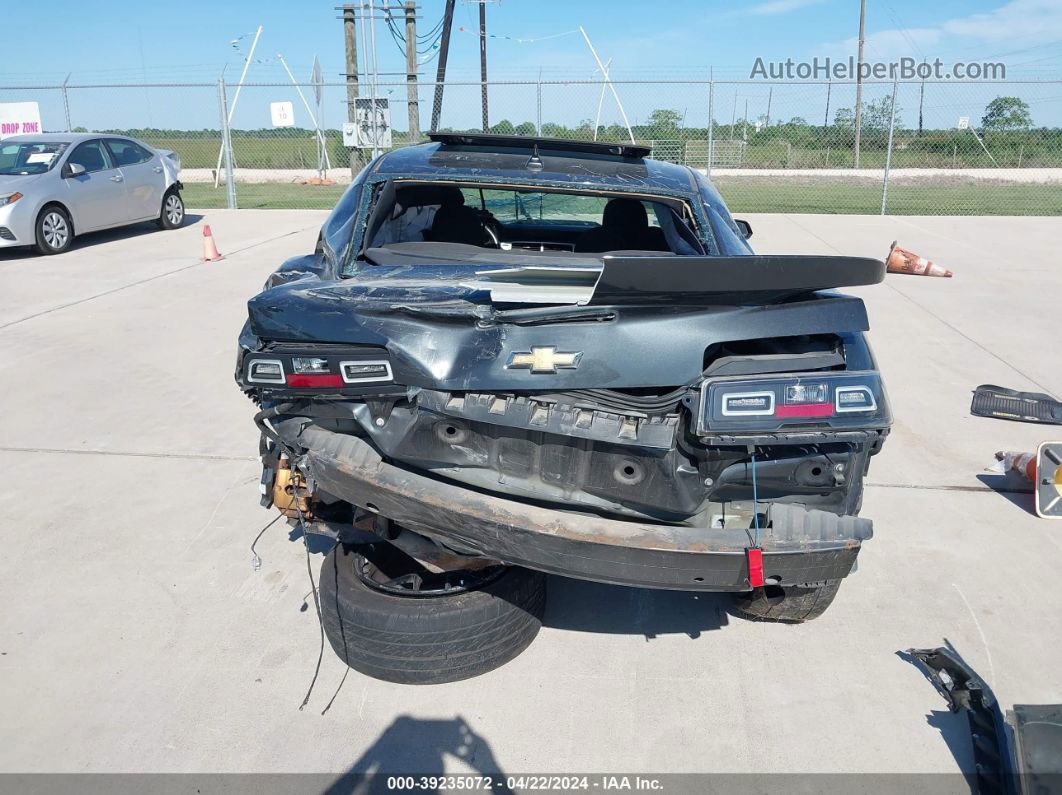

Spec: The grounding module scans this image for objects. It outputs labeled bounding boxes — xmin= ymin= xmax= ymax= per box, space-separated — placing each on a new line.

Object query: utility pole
xmin=853 ymin=0 xmax=866 ymax=167
xmin=823 ymin=79 xmax=832 ymax=128
xmin=430 ymin=0 xmax=456 ymax=132
xmin=765 ymin=86 xmax=772 ymax=128
xmin=339 ymin=5 xmax=361 ymax=175
xmin=404 ymin=0 xmax=420 ymax=141
xmin=918 ymin=58 xmax=926 ymax=136
xmin=342 ymin=6 xmax=359 ymax=110
xmin=479 ymin=1 xmax=489 ymax=131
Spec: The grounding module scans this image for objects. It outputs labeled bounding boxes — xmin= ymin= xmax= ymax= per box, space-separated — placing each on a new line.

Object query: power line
xmin=874 ymin=0 xmax=927 ymax=60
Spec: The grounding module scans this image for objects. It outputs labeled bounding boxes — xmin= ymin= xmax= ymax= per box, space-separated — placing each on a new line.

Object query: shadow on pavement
xmin=0 ymin=213 xmax=205 ymax=261
xmin=975 ymin=473 xmax=1036 ymax=515
xmin=324 ymin=715 xmax=511 ymax=795
xmin=543 ymin=575 xmax=730 ymax=638
xmin=896 ymin=639 xmax=978 ymax=782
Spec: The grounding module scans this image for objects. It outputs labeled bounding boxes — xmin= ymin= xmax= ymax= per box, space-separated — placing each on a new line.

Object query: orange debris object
xmin=885 ymin=241 xmax=952 ymax=278
xmin=990 ymin=450 xmax=1037 ymax=482
xmin=202 ymin=225 xmax=224 ymax=262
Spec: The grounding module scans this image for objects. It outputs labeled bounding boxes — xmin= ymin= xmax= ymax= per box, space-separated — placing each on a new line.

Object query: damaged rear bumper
xmin=289 ymin=424 xmax=873 ymax=592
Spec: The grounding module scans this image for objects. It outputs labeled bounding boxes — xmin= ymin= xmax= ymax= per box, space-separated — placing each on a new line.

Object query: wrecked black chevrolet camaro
xmin=235 ymin=134 xmax=892 ymax=684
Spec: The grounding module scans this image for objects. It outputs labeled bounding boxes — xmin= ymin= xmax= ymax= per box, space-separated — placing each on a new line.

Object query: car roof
xmin=372 ymin=135 xmax=700 ymax=195
xmin=2 ymin=132 xmax=140 ymax=145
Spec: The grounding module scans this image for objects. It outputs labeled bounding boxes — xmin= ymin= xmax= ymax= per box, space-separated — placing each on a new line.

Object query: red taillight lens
xmin=775 ymin=403 xmax=835 ymax=419
xmin=286 ymin=374 xmax=344 ymax=388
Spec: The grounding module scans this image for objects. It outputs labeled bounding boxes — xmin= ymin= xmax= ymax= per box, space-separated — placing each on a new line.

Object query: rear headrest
xmin=602 ymin=198 xmax=648 ymax=229
xmin=397 ymin=184 xmax=465 ymax=209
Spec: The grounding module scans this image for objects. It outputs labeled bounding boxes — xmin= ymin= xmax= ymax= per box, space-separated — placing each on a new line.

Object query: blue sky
xmin=2 ymin=0 xmax=1060 ymax=130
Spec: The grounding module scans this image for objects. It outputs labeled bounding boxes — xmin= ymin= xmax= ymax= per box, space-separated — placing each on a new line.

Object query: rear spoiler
xmin=590 ymin=255 xmax=885 ymax=304
xmin=472 ymin=255 xmax=886 ymax=305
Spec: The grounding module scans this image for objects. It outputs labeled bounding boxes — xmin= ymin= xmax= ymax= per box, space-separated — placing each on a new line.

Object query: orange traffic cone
xmin=202 ymin=225 xmax=224 ymax=262
xmin=987 ymin=444 xmax=1062 ymax=518
xmin=886 ymin=241 xmax=952 ymax=277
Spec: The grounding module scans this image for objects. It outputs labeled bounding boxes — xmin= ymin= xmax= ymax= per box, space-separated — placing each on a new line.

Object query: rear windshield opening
xmin=360 ymin=181 xmax=708 ymax=263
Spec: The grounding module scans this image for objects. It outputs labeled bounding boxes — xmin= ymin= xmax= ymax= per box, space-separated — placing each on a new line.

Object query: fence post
xmin=706 ymin=79 xmax=714 ymax=178
xmin=536 ymin=73 xmax=542 ymax=136
xmin=880 ymin=78 xmax=899 ymax=216
xmin=217 ymin=79 xmax=237 ymax=210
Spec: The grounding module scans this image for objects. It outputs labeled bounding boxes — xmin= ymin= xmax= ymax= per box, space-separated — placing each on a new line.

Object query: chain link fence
xmin=3 ymin=79 xmax=1060 ymax=214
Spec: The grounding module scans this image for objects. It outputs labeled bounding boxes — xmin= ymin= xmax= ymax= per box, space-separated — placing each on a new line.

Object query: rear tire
xmin=156 ymin=189 xmax=184 ymax=230
xmin=319 ymin=543 xmax=546 ymax=684
xmin=34 ymin=206 xmax=73 ymax=255
xmin=732 ymin=579 xmax=842 ymax=623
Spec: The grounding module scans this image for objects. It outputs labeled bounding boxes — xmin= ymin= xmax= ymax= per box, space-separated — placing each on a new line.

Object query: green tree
xmin=864 ymin=96 xmax=902 ymax=132
xmin=647 ymin=108 xmax=683 ymax=132
xmin=489 ymin=119 xmax=515 ymax=135
xmin=833 ymin=107 xmax=855 ymax=131
xmin=981 ymin=96 xmax=1032 ymax=131
xmin=514 ymin=121 xmax=536 ymax=136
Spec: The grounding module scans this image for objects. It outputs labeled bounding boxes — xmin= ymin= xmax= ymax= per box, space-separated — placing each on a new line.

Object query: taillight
xmin=698 ymin=372 xmax=888 ymax=435
xmin=247 ymin=359 xmax=285 ymax=384
xmin=292 ymin=357 xmax=330 ymax=374
xmin=242 ymin=349 xmax=395 ymax=394
xmin=286 ymin=374 xmax=344 ymax=388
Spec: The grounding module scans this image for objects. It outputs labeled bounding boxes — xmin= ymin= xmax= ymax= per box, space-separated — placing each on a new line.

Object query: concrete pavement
xmin=0 ymin=210 xmax=1059 ymax=777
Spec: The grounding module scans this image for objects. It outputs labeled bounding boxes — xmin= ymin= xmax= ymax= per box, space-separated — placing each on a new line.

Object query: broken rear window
xmin=351 ymin=180 xmax=710 ymax=271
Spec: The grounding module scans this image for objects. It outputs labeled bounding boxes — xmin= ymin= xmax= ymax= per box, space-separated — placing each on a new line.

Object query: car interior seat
xmin=575 ymin=198 xmax=668 ymax=252
xmin=427 ymin=188 xmax=492 ymax=246
xmin=73 ymin=145 xmax=107 ymax=172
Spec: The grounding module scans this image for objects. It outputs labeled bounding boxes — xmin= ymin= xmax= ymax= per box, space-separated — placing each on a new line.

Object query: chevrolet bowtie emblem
xmin=506 ymin=346 xmax=582 ymax=373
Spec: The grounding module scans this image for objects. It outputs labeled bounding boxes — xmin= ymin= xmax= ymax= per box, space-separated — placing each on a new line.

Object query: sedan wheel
xmin=157 ymin=191 xmax=185 ymax=230
xmin=35 ymin=208 xmax=73 ymax=255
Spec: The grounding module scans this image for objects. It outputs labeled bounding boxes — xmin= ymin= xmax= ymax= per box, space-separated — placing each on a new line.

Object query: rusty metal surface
xmin=272 ymin=461 xmax=314 ymax=520
xmin=293 ymin=424 xmax=867 ymax=591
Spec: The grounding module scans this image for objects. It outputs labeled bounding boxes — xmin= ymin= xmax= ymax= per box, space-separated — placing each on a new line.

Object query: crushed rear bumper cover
xmin=288 ymin=424 xmax=873 ymax=592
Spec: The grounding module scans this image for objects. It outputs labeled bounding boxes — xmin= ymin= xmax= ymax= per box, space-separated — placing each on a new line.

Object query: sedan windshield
xmin=0 ymin=142 xmax=69 ymax=175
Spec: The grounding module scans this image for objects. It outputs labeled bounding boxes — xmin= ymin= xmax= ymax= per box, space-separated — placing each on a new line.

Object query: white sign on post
xmin=342 ymin=122 xmax=358 ymax=147
xmin=957 ymin=116 xmax=970 ymax=130
xmin=0 ymin=102 xmax=43 ymax=139
xmin=270 ymin=101 xmax=295 ymax=128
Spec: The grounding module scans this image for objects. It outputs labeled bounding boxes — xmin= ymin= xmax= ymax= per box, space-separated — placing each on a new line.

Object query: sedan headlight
xmin=0 ymin=192 xmax=23 ymax=208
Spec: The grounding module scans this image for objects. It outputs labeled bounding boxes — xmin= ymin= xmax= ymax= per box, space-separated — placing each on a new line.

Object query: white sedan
xmin=0 ymin=132 xmax=184 ymax=255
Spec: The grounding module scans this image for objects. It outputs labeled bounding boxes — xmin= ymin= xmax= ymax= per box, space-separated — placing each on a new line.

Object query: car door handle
xmin=110 ymin=175 xmax=123 ymax=182
xmin=153 ymin=166 xmax=163 ymax=173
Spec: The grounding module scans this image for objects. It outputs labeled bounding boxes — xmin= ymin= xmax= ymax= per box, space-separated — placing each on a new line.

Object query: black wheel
xmin=34 ymin=206 xmax=73 ymax=255
xmin=319 ymin=542 xmax=546 ymax=684
xmin=732 ymin=579 xmax=843 ymax=623
xmin=156 ymin=189 xmax=185 ymax=230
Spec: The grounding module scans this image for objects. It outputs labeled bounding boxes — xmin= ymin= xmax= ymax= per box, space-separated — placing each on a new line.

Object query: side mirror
xmin=62 ymin=162 xmax=87 ymax=178
xmin=735 ymin=219 xmax=753 ymax=239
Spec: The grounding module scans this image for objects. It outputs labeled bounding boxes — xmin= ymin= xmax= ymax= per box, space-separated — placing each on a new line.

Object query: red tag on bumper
xmin=746 ymin=547 xmax=765 ymax=588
